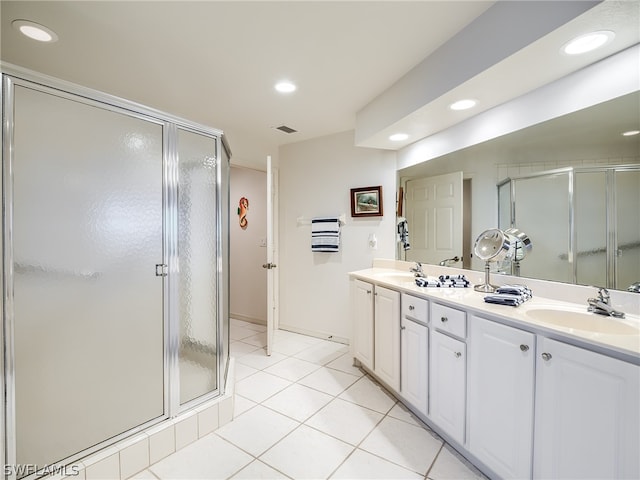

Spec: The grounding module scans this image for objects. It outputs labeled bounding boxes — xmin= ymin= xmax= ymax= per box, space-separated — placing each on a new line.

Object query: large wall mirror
xmin=398 ymin=90 xmax=639 ymax=292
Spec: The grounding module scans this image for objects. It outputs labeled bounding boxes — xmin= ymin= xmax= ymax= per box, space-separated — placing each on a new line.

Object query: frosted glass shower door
xmin=513 ymin=173 xmax=571 ymax=283
xmin=177 ymin=128 xmax=219 ymax=405
xmin=11 ymin=85 xmax=164 ymax=468
xmin=615 ymin=169 xmax=640 ymax=289
xmin=575 ymin=171 xmax=607 ymax=287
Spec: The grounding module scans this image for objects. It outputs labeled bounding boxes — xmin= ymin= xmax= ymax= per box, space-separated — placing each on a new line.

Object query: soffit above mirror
xmin=356 ymin=0 xmax=640 ymax=150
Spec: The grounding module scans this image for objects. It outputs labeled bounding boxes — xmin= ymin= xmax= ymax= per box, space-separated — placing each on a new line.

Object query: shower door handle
xmin=155 ymin=264 xmax=168 ymax=277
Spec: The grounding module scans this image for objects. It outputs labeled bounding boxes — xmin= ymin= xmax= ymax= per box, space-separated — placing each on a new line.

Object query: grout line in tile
xmin=322 ymin=401 xmax=389 ymax=479
xmin=230 ymin=320 xmax=475 ymax=480
xmin=424 ymin=442 xmax=445 ymax=479
xmin=146 ymin=468 xmax=162 ymax=480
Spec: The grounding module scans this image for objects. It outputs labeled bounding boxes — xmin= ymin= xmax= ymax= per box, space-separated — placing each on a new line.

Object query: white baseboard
xmin=230 ymin=312 xmax=266 ymax=326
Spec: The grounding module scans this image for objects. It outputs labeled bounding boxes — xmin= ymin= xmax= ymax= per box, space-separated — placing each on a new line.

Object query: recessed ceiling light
xmin=12 ymin=19 xmax=58 ymax=43
xmin=275 ymin=81 xmax=296 ymax=93
xmin=622 ymin=130 xmax=640 ymax=136
xmin=450 ymin=99 xmax=477 ymax=111
xmin=389 ymin=133 xmax=409 ymax=142
xmin=562 ymin=31 xmax=614 ymax=55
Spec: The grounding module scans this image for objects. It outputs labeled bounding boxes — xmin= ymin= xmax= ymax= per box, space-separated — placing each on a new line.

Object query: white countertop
xmin=350 ymin=267 xmax=640 ymax=361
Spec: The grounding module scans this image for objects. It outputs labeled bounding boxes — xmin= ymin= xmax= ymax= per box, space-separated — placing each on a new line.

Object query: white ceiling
xmin=1 ymin=1 xmax=638 ymax=169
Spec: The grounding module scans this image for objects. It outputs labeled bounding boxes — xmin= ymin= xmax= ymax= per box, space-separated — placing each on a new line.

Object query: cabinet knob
xmin=520 ymin=344 xmax=530 ymax=352
xmin=441 ymin=316 xmax=448 ymax=323
xmin=454 ymin=352 xmax=462 ymax=358
xmin=401 ymin=325 xmax=406 ymax=330
xmin=541 ymin=352 xmax=552 ymax=361
xmin=409 ymin=305 xmax=415 ymax=311
xmin=366 ymin=290 xmax=372 ymax=294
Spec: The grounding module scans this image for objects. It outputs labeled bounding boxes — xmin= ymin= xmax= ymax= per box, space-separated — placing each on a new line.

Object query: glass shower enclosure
xmin=1 ymin=68 xmax=229 ymax=476
xmin=498 ymin=165 xmax=640 ymax=289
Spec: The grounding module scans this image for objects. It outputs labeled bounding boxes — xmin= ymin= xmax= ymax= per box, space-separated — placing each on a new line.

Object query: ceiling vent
xmin=275 ymin=125 xmax=297 ymax=134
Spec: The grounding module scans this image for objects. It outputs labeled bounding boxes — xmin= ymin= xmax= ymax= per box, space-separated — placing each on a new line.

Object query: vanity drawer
xmin=431 ymin=302 xmax=466 ymax=339
xmin=402 ymin=293 xmax=428 ymax=323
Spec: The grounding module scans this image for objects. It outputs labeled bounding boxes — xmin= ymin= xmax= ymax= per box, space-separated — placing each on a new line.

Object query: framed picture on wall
xmin=350 ymin=186 xmax=383 ymax=217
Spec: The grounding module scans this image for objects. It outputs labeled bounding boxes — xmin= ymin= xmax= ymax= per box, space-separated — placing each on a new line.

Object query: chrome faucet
xmin=587 ymin=287 xmax=625 ymax=318
xmin=410 ymin=262 xmax=425 ymax=277
xmin=438 ymin=256 xmax=460 ymax=267
xmin=628 ymin=282 xmax=640 ymax=293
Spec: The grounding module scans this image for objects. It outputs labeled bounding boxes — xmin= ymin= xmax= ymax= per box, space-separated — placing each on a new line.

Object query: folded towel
xmin=496 ymin=284 xmax=532 ymax=298
xmin=439 ymin=274 xmax=470 ymax=288
xmin=439 ymin=274 xmax=467 ymax=281
xmin=415 ymin=276 xmax=441 ymax=287
xmin=311 ymin=217 xmax=341 ymax=252
xmin=441 ymin=279 xmax=470 ymax=288
xmin=415 ymin=274 xmax=470 ymax=288
xmin=484 ymin=291 xmax=531 ymax=307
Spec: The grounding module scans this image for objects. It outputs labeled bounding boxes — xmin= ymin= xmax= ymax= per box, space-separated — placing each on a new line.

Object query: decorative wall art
xmin=350 ymin=186 xmax=383 ymax=217
xmin=238 ymin=196 xmax=249 ymax=229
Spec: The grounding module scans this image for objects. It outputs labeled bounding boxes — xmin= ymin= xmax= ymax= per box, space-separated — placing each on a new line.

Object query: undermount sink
xmin=373 ymin=271 xmax=416 ymax=283
xmin=525 ymin=307 xmax=640 ymax=335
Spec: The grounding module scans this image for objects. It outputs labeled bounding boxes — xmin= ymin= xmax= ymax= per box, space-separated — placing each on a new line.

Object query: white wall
xmin=278 ymin=131 xmax=396 ymax=341
xmin=230 ymin=166 xmax=267 ymax=324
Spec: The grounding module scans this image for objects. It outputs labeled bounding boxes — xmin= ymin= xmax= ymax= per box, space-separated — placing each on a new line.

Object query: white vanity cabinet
xmin=429 ymin=303 xmax=466 ymax=445
xmin=374 ymin=285 xmax=401 ymax=391
xmin=350 ymin=268 xmax=640 ymax=480
xmin=533 ymin=337 xmax=640 ymax=480
xmin=351 ymin=279 xmax=374 ymax=370
xmin=400 ymin=293 xmax=429 ymax=416
xmin=467 ymin=315 xmax=535 ymax=479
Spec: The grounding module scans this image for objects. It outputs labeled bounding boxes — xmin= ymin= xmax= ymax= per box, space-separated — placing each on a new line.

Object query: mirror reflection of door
xmin=405 ymin=172 xmax=464 ymax=267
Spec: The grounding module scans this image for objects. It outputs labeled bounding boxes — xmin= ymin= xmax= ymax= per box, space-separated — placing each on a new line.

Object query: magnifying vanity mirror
xmin=398 ymin=90 xmax=640 ymax=292
xmin=473 ymin=229 xmax=512 ymax=293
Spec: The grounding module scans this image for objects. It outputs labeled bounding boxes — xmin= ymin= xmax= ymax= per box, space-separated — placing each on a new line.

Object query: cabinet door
xmin=401 ymin=319 xmax=428 ymax=416
xmin=429 ymin=330 xmax=466 ymax=444
xmin=374 ymin=286 xmax=401 ymax=391
xmin=468 ymin=316 xmax=535 ymax=479
xmin=534 ymin=337 xmax=640 ymax=479
xmin=352 ymin=279 xmax=374 ymax=370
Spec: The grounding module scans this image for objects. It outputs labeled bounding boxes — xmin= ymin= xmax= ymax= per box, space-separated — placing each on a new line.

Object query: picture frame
xmin=350 ymin=186 xmax=383 ymax=217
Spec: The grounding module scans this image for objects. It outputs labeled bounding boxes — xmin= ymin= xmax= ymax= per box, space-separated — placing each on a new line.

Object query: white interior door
xmin=265 ymin=155 xmax=279 ymax=355
xmin=406 ymin=172 xmax=463 ymax=265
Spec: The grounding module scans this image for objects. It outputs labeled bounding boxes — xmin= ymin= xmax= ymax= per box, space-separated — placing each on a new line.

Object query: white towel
xmin=311 ymin=217 xmax=341 ymax=252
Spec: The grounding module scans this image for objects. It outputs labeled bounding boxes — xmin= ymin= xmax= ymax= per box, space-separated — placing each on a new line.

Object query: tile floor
xmin=133 ymin=319 xmax=487 ymax=480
